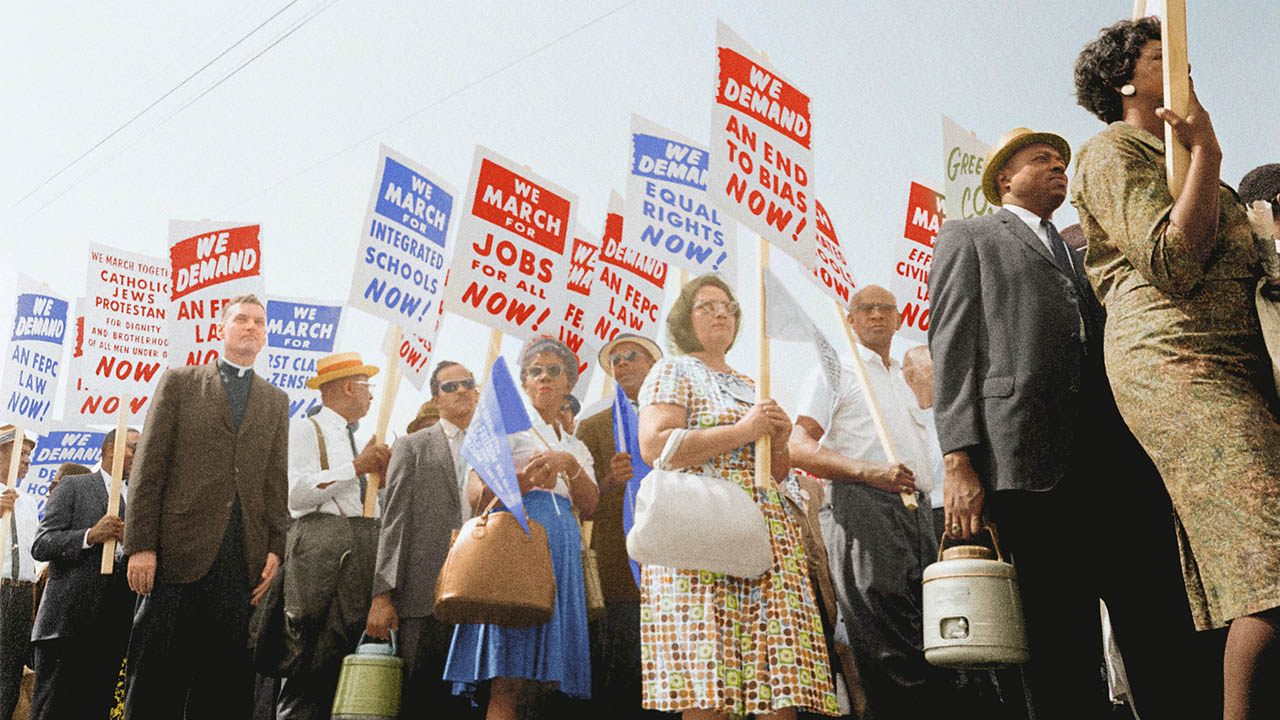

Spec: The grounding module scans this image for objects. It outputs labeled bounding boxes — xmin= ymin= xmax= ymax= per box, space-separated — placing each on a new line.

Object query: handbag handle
xmin=936 ymin=521 xmax=1008 ymax=564
xmin=653 ymin=428 xmax=688 ymax=472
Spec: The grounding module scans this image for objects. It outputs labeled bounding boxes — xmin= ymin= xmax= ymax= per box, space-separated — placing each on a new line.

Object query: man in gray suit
xmin=930 ymin=128 xmax=1209 ymax=720
xmin=365 ymin=360 xmax=478 ymax=717
xmin=30 ymin=428 xmax=140 ymax=720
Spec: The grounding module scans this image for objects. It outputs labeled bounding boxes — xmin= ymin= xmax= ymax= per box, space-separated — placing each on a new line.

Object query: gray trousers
xmin=821 ymin=484 xmax=940 ymax=719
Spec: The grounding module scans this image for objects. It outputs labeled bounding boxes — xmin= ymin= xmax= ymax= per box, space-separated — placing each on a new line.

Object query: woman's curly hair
xmin=666 ymin=274 xmax=741 ymax=355
xmin=1074 ymin=17 xmax=1162 ymax=123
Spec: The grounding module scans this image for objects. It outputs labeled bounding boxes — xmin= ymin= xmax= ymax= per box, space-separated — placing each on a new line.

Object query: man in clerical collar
xmin=123 ymin=293 xmax=290 ymax=718
xmin=573 ymin=333 xmax=664 ymax=717
xmin=276 ymin=352 xmax=390 ymax=719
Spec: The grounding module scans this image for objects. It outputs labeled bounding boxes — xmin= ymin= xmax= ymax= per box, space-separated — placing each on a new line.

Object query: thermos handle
xmin=356 ymin=629 xmax=400 ymax=656
xmin=936 ymin=521 xmax=1007 ymax=563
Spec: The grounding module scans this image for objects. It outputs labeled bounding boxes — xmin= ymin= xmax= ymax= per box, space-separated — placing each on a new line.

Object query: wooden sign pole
xmin=833 ymin=301 xmax=918 ymax=511
xmin=364 ymin=326 xmax=403 ymax=517
xmin=100 ymin=398 xmax=130 ymax=573
xmin=1 ymin=426 xmax=25 ymax=572
xmin=1162 ymin=0 xmax=1190 ymax=196
xmin=755 ymin=238 xmax=772 ymax=490
xmin=480 ymin=329 xmax=503 ymax=385
xmin=1131 ymin=0 xmax=1147 ymax=21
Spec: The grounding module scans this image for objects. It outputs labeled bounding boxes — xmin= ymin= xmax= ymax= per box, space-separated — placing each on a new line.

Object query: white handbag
xmin=625 ymin=429 xmax=774 ymax=579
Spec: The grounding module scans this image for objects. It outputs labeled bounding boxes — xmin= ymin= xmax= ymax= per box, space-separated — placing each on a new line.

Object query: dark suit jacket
xmin=929 ymin=208 xmax=1114 ymax=493
xmin=31 ymin=471 xmax=132 ymax=641
xmin=575 ymin=407 xmax=639 ymax=603
xmin=371 ymin=423 xmax=463 ymax=618
xmin=124 ymin=362 xmax=290 ymax=585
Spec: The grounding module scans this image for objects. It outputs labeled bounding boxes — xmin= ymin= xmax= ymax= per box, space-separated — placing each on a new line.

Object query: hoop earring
xmin=1120 ymin=84 xmax=1136 ymax=97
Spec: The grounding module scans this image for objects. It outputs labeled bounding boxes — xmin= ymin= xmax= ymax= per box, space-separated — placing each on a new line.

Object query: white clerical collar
xmin=219 ymin=357 xmax=253 ymax=377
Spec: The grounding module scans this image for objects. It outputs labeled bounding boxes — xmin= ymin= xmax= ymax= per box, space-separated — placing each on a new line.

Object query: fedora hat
xmin=981 ymin=127 xmax=1072 ymax=206
xmin=306 ymin=352 xmax=379 ymax=390
xmin=598 ymin=334 xmax=663 ymax=377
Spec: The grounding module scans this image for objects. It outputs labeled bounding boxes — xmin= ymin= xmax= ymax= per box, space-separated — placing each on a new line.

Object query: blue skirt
xmin=443 ymin=491 xmax=591 ymax=699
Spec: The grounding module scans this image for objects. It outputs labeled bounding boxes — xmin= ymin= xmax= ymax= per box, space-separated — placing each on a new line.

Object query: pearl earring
xmin=1120 ymin=84 xmax=1136 ymax=97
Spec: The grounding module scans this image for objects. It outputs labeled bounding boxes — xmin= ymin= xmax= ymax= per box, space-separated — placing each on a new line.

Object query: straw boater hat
xmin=980 ymin=127 xmax=1072 ymax=206
xmin=597 ymin=333 xmax=663 ymax=377
xmin=306 ymin=352 xmax=379 ymax=390
xmin=0 ymin=424 xmax=36 ymax=449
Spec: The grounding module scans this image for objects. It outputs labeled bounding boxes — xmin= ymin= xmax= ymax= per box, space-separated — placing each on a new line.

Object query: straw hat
xmin=597 ymin=333 xmax=663 ymax=377
xmin=306 ymin=352 xmax=379 ymax=390
xmin=406 ymin=399 xmax=440 ymax=434
xmin=981 ymin=127 xmax=1072 ymax=206
xmin=0 ymin=424 xmax=36 ymax=448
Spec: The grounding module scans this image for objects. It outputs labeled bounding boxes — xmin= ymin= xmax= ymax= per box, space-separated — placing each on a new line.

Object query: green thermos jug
xmin=331 ymin=631 xmax=402 ymax=719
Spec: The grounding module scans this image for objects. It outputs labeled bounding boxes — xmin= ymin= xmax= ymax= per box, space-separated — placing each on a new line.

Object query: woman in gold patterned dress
xmin=1072 ymin=18 xmax=1280 ymax=720
xmin=637 ymin=275 xmax=838 ymax=718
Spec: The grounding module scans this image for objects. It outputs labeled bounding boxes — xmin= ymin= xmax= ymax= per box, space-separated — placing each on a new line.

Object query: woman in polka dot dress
xmin=637 ymin=275 xmax=839 ymax=718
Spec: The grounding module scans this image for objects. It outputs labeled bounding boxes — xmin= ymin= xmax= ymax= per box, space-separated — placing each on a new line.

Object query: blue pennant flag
xmin=611 ymin=380 xmax=652 ymax=588
xmin=461 ymin=357 xmax=535 ymax=534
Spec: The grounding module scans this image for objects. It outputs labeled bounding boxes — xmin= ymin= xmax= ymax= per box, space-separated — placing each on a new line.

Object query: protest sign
xmin=167 ymin=220 xmax=265 ymax=367
xmin=444 ymin=146 xmax=576 ymax=340
xmin=260 ymin=295 xmax=344 ymax=419
xmin=710 ymin=21 xmax=815 ymax=267
xmin=69 ymin=243 xmax=169 ymax=421
xmin=594 ymin=190 xmax=668 ymax=348
xmin=891 ymin=182 xmax=945 ymax=342
xmin=393 ymin=295 xmax=447 ymax=391
xmin=942 ymin=115 xmax=993 ymax=222
xmin=810 ymin=199 xmax=857 ymax=305
xmin=549 ymin=224 xmax=608 ymax=392
xmin=23 ymin=428 xmax=106 ymax=517
xmin=349 ymin=145 xmax=455 ymax=348
xmin=2 ymin=274 xmax=68 ymax=432
xmin=623 ymin=114 xmax=736 ymax=284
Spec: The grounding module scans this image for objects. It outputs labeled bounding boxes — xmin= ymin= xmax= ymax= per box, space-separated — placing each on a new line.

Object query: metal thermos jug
xmin=922 ymin=525 xmax=1029 ymax=668
xmin=331 ymin=631 xmax=402 ymax=720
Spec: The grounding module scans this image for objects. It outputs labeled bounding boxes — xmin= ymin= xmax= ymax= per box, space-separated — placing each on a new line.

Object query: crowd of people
xmin=1 ymin=15 xmax=1280 ymax=720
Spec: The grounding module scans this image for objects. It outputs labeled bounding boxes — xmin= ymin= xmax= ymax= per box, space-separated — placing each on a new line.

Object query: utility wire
xmin=9 ymin=0 xmax=301 ymax=211
xmin=217 ymin=0 xmax=640 ymax=215
xmin=10 ymin=0 xmax=337 ymax=231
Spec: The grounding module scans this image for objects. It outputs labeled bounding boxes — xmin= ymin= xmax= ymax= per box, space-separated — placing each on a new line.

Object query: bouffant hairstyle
xmin=517 ymin=336 xmax=580 ymax=391
xmin=1073 ymin=17 xmax=1162 ymax=123
xmin=666 ymin=274 xmax=741 ymax=354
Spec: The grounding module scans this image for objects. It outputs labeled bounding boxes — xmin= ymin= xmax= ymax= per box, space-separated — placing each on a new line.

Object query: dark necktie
xmin=347 ymin=422 xmax=367 ymax=500
xmin=1042 ymin=219 xmax=1074 ymax=276
xmin=10 ymin=508 xmax=20 ymax=581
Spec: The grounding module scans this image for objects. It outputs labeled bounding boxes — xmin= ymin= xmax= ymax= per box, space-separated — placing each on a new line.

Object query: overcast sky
xmin=3 ymin=0 xmax=1277 ymax=432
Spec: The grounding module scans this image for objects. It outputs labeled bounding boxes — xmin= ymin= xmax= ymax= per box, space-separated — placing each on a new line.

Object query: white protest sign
xmin=167 ymin=220 xmax=265 ymax=367
xmin=348 ymin=145 xmax=455 ymax=346
xmin=891 ymin=182 xmax=945 ymax=341
xmin=810 ymin=199 xmax=857 ymax=306
xmin=710 ymin=20 xmax=815 ymax=267
xmin=942 ymin=115 xmax=993 ymax=222
xmin=549 ymin=223 xmax=608 ymax=389
xmin=594 ymin=190 xmax=668 ymax=347
xmin=24 ymin=428 xmax=106 ymax=518
xmin=260 ymin=295 xmax=345 ymax=420
xmin=1 ymin=275 xmax=69 ymax=433
xmin=72 ymin=243 xmax=169 ymax=420
xmin=623 ymin=114 xmax=736 ymax=285
xmin=392 ymin=291 xmax=447 ymax=392
xmin=444 ymin=146 xmax=576 ymax=340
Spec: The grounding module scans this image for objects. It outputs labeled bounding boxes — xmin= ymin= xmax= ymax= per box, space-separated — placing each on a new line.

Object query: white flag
xmin=763 ymin=268 xmax=841 ymax=398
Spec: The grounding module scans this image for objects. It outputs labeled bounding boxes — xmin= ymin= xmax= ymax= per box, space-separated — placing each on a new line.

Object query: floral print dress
xmin=638 ymin=355 xmax=838 ymax=715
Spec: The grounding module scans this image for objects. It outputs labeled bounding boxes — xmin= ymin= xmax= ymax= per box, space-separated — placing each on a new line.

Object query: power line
xmin=217 ymin=0 xmax=640 ymax=215
xmin=9 ymin=0 xmax=302 ymax=211
xmin=10 ymin=0 xmax=338 ymax=231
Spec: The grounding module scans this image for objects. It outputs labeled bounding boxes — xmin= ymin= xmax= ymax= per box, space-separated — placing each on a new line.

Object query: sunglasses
xmin=439 ymin=378 xmax=476 ymax=394
xmin=609 ymin=349 xmax=648 ymax=365
xmin=524 ymin=365 xmax=565 ymax=379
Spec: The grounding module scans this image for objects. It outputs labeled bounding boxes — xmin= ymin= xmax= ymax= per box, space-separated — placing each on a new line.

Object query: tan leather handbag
xmin=433 ymin=497 xmax=556 ymax=628
xmin=578 ymin=517 xmax=606 ymax=621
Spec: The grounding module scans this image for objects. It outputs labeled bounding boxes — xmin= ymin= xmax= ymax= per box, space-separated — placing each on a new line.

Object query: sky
xmin=2 ymin=0 xmax=1278 ymax=435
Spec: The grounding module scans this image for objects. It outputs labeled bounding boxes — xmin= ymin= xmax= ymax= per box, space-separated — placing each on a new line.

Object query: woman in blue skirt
xmin=446 ymin=337 xmax=599 ymax=719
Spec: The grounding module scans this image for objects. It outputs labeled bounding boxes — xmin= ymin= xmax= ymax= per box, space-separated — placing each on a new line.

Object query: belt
xmin=1 ymin=578 xmax=34 ymax=588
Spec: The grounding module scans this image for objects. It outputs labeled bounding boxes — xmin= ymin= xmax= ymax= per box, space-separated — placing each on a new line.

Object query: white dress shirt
xmin=439 ymin=418 xmax=471 ymax=524
xmin=1004 ymin=203 xmax=1074 ymax=272
xmin=288 ymin=406 xmax=370 ymax=518
xmin=796 ymin=342 xmax=934 ymax=494
xmin=3 ymin=491 xmax=39 ymax=582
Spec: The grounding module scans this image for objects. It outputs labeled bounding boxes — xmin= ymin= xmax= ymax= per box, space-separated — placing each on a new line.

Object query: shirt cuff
xmin=83 ymin=529 xmax=92 ymax=549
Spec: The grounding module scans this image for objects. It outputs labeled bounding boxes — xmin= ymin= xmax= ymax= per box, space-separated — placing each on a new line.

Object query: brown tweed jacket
xmin=575 ymin=407 xmax=640 ymax=603
xmin=124 ymin=362 xmax=290 ymax=585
